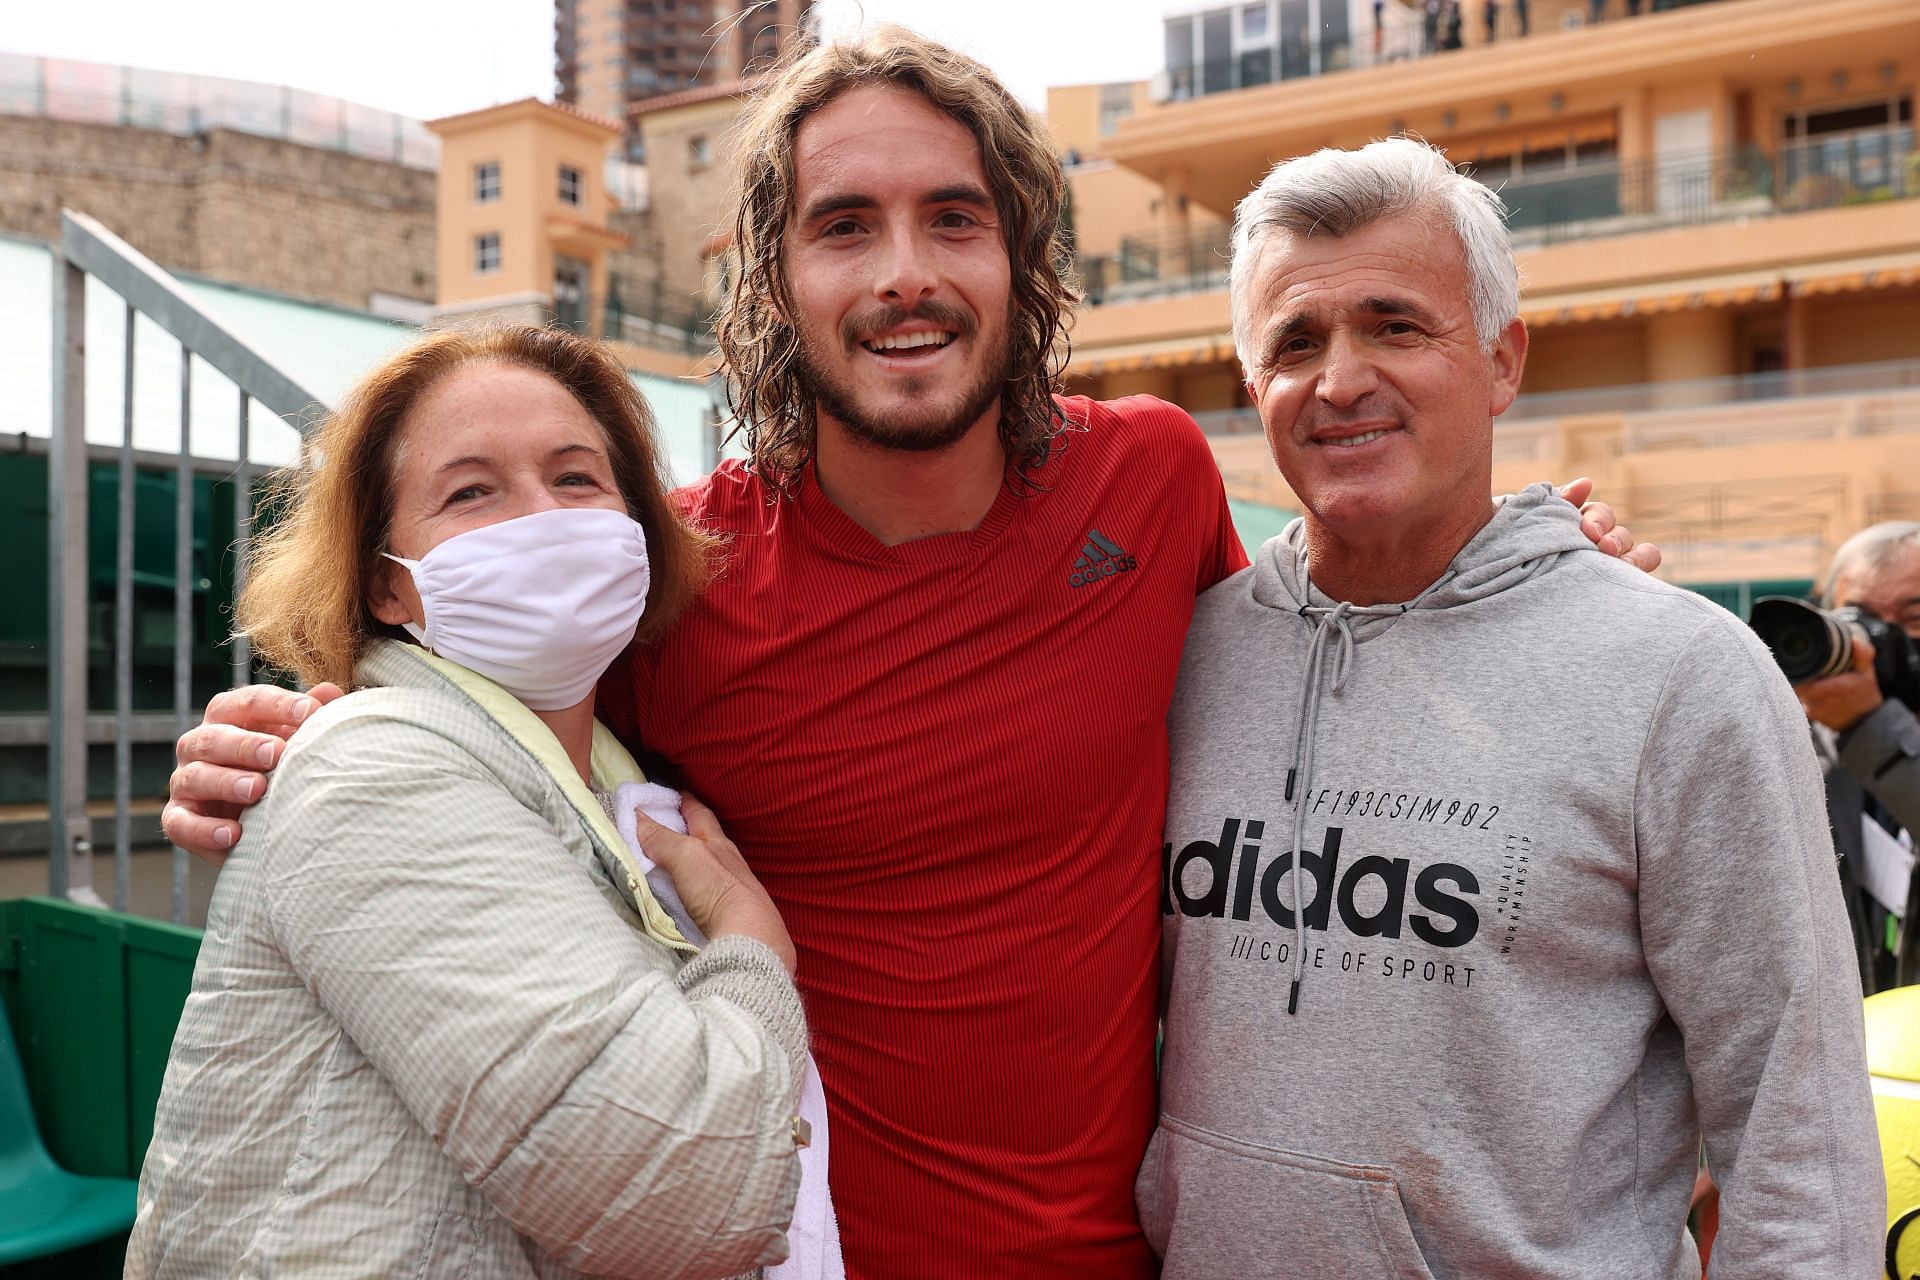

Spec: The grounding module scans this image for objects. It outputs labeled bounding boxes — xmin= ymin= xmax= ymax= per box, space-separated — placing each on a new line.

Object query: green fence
xmin=0 ymin=896 xmax=201 ymax=1277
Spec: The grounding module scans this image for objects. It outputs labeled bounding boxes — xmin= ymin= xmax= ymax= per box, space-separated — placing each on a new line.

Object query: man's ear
xmin=1487 ymin=318 xmax=1529 ymax=418
xmin=366 ymin=556 xmax=418 ymax=629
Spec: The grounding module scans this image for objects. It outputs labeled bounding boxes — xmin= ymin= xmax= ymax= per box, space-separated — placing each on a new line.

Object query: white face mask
xmin=384 ymin=506 xmax=650 ymax=710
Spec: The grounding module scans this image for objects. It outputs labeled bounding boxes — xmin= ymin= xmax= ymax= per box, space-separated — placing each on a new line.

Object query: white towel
xmin=612 ymin=782 xmax=844 ymax=1280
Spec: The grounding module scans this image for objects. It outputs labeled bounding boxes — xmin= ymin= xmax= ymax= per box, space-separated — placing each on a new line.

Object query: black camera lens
xmin=1748 ymin=597 xmax=1852 ymax=684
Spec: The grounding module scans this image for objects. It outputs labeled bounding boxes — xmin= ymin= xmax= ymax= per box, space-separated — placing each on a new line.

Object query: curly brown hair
xmin=237 ymin=326 xmax=713 ymax=691
xmin=714 ymin=25 xmax=1078 ymax=491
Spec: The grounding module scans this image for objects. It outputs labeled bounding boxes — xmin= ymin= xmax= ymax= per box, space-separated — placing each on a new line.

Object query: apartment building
xmin=555 ymin=0 xmax=812 ymax=158
xmin=1053 ymin=0 xmax=1920 ymax=596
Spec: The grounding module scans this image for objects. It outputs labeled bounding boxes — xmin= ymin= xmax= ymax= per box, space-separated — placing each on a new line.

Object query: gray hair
xmin=1228 ymin=137 xmax=1520 ymax=379
xmin=1823 ymin=521 xmax=1920 ymax=603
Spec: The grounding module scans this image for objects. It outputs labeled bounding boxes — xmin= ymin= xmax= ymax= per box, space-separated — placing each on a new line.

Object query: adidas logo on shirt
xmin=1068 ymin=528 xmax=1139 ymax=589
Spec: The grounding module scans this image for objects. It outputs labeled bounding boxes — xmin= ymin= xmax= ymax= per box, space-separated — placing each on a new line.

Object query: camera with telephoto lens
xmin=1748 ymin=596 xmax=1920 ymax=709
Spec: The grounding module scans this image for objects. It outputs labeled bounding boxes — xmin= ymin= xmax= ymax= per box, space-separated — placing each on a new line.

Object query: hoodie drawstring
xmin=1283 ymin=599 xmax=1406 ymax=1015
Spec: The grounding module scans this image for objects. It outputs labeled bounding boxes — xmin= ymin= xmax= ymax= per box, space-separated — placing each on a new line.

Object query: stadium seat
xmin=0 ymin=1007 xmax=137 ymax=1264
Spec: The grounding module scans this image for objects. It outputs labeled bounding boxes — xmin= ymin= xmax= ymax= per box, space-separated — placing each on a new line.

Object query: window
xmin=474 ymin=232 xmax=501 ymax=275
xmin=688 ymin=134 xmax=712 ymax=169
xmin=558 ymin=164 xmax=583 ymax=205
xmin=473 ymin=161 xmax=500 ymax=203
xmin=1241 ymin=3 xmax=1270 ymax=41
xmin=1783 ymin=96 xmax=1912 ymax=140
xmin=1098 ymin=83 xmax=1134 ymax=136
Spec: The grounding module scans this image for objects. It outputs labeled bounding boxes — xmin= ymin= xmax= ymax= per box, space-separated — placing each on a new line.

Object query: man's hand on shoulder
xmin=1557 ymin=477 xmax=1662 ymax=574
xmin=163 ymin=683 xmax=345 ymax=864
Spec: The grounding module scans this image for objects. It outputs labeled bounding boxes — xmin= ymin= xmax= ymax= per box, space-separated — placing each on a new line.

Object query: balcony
xmin=1504 ymin=126 xmax=1917 ymax=248
xmin=600 ymin=271 xmax=713 ymax=354
xmin=1079 ymin=223 xmax=1231 ymax=305
xmin=1190 ymin=356 xmax=1920 ymax=436
xmin=1078 ymin=127 xmax=1920 ymax=302
xmin=1160 ymin=0 xmax=1736 ymax=102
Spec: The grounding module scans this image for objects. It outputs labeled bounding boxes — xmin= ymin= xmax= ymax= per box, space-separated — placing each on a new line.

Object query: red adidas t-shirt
xmin=599 ymin=395 xmax=1247 ymax=1278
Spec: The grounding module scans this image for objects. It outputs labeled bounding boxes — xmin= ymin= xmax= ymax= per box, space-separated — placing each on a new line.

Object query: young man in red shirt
xmin=163 ymin=28 xmax=1649 ymax=1278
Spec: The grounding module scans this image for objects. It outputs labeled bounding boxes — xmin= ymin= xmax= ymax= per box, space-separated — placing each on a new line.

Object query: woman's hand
xmin=633 ymin=795 xmax=797 ymax=975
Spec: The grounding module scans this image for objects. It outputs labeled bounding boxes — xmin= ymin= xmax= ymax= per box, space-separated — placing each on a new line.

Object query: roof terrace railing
xmin=0 ymin=52 xmax=439 ymax=168
xmin=1080 ymin=126 xmax=1920 ymax=302
xmin=48 ymin=210 xmax=326 ymax=921
xmin=1501 ymin=357 xmax=1920 ymax=421
xmin=1190 ymin=356 xmax=1920 ymax=438
xmin=599 ymin=271 xmax=715 ymax=354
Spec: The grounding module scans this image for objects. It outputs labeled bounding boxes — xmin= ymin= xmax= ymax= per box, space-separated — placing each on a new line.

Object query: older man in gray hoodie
xmin=1141 ymin=138 xmax=1886 ymax=1278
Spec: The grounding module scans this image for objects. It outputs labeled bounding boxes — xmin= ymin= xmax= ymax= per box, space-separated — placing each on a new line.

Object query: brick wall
xmin=0 ymin=115 xmax=436 ymax=309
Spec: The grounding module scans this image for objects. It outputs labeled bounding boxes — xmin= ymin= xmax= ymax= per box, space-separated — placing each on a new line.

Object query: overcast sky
xmin=3 ymin=0 xmax=1167 ymax=120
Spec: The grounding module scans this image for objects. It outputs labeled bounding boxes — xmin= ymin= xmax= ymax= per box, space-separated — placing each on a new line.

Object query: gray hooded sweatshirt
xmin=1141 ymin=485 xmax=1885 ymax=1279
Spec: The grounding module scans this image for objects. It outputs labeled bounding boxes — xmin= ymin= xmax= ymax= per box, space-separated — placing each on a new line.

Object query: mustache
xmin=1295 ymin=393 xmax=1410 ymax=439
xmin=842 ymin=300 xmax=976 ymax=348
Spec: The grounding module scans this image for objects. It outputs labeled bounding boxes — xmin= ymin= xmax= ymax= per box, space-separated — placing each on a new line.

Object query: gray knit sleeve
xmin=677 ymin=935 xmax=810 ymax=1092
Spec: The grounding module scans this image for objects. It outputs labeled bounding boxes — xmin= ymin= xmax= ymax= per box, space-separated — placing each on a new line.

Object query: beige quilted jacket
xmin=127 ymin=641 xmax=807 ymax=1279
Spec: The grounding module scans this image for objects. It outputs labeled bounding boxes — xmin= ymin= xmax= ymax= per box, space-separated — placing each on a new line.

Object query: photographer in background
xmin=1798 ymin=522 xmax=1920 ymax=992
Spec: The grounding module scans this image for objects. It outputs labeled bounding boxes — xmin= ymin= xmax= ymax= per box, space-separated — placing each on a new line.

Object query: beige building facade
xmin=427 ymin=99 xmax=630 ymax=338
xmin=1060 ymin=0 xmax=1920 ymax=591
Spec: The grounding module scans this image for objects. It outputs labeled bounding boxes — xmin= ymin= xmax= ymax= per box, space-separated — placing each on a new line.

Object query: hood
xmin=1250 ymin=481 xmax=1598 ymax=624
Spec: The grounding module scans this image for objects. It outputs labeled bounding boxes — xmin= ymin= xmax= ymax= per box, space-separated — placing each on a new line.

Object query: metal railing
xmin=1504 ymin=128 xmax=1917 ymax=247
xmin=1502 ymin=357 xmax=1920 ymax=422
xmin=1192 ymin=358 xmax=1920 ymax=438
xmin=1081 ymin=223 xmax=1232 ymax=305
xmin=600 ymin=273 xmax=716 ymax=354
xmin=1160 ymin=0 xmax=1735 ymax=102
xmin=1082 ymin=127 xmax=1920 ymax=300
xmin=48 ymin=210 xmax=325 ymax=920
xmin=0 ymin=52 xmax=439 ymax=169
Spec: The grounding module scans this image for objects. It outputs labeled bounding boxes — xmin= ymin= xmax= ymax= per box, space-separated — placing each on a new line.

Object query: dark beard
xmin=793 ymin=307 xmax=1013 ymax=454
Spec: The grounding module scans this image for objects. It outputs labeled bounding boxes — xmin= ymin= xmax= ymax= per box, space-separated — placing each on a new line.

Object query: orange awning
xmin=1785 ymin=251 xmax=1920 ymax=297
xmin=1069 ymin=333 xmax=1237 ymax=378
xmin=1449 ymin=116 xmax=1619 ymax=164
xmin=1520 ymin=268 xmax=1785 ymax=326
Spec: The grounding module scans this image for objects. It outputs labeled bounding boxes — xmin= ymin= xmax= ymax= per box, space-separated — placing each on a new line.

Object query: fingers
xmin=1850 ymin=628 xmax=1877 ymax=671
xmin=679 ymin=793 xmax=726 ymax=842
xmin=629 ymin=806 xmax=670 ymax=845
xmin=204 ymin=685 xmax=321 ymax=737
xmin=171 ymin=758 xmax=270 ymax=806
xmin=1577 ymin=498 xmax=1616 ymax=543
xmin=309 ymin=682 xmax=347 ymax=706
xmin=1622 ymin=541 xmax=1663 ymax=574
xmin=1600 ymin=524 xmax=1634 ymax=559
xmin=630 ymin=808 xmax=702 ymax=862
xmin=1555 ymin=477 xmax=1594 ymax=508
xmin=160 ymin=798 xmax=240 ymax=865
xmin=176 ymin=722 xmax=287 ymax=772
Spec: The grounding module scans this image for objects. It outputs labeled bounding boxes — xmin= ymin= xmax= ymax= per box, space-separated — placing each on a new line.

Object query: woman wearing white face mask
xmin=128 ymin=327 xmax=810 ymax=1280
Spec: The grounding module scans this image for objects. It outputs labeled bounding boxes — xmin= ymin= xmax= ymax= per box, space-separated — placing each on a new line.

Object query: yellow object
xmin=404 ymin=643 xmax=696 ymax=954
xmin=1867 ymin=987 xmax=1920 ymax=1279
